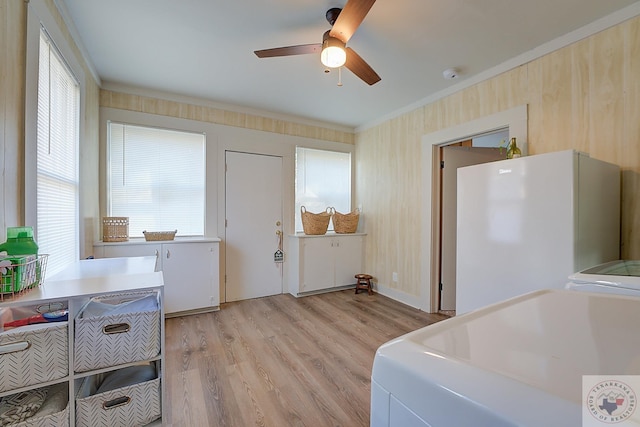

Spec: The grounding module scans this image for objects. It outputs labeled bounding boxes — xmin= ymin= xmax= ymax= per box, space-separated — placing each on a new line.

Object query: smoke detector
xmin=442 ymin=68 xmax=459 ymax=80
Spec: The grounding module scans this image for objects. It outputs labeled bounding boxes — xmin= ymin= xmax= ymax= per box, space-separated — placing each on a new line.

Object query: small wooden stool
xmin=355 ymin=274 xmax=373 ymax=295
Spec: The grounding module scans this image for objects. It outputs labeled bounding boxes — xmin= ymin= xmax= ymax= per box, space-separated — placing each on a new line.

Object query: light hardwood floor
xmin=163 ymin=290 xmax=448 ymax=426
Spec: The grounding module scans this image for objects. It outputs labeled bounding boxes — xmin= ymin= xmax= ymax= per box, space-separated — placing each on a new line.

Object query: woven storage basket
xmin=102 ymin=217 xmax=129 ymax=242
xmin=301 ymin=206 xmax=332 ymax=235
xmin=142 ymin=230 xmax=177 ymax=241
xmin=332 ymin=208 xmax=360 ymax=234
xmin=0 ymin=322 xmax=69 ymax=393
xmin=74 ymin=291 xmax=161 ymax=372
xmin=75 ymin=375 xmax=161 ymax=427
xmin=5 ymin=384 xmax=70 ymax=427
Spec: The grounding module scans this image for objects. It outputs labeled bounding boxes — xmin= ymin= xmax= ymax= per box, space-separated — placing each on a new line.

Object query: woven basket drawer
xmin=10 ymin=402 xmax=69 ymax=427
xmin=74 ymin=292 xmax=161 ymax=372
xmin=12 ymin=402 xmax=69 ymax=427
xmin=4 ymin=384 xmax=70 ymax=427
xmin=75 ymin=376 xmax=161 ymax=427
xmin=0 ymin=323 xmax=69 ymax=393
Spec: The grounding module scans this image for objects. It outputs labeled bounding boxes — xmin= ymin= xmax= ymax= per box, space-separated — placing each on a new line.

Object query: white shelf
xmin=1 ymin=257 xmax=163 ymax=307
xmin=0 ymin=257 xmax=165 ymax=426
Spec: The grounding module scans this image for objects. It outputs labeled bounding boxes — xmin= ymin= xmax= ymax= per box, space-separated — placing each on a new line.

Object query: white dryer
xmin=566 ymin=260 xmax=640 ymax=296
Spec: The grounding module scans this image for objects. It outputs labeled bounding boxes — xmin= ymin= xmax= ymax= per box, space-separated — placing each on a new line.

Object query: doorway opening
xmin=437 ymin=130 xmax=508 ymax=315
xmin=420 ymin=105 xmax=528 ymax=314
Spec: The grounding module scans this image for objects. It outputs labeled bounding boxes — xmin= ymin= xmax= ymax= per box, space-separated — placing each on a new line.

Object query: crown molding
xmin=356 ymin=1 xmax=640 ymax=133
xmin=101 ymin=82 xmax=356 ymax=134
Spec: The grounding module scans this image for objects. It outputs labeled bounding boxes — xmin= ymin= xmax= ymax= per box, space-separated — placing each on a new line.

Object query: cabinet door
xmin=161 ymin=242 xmax=218 ymax=314
xmin=301 ymin=238 xmax=334 ymax=292
xmin=333 ymin=236 xmax=363 ymax=287
xmin=102 ymin=244 xmax=162 ymax=271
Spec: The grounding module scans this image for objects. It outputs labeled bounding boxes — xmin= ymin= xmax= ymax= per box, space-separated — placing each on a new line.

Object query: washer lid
xmin=569 ymin=260 xmax=640 ymax=289
xmin=373 ymin=289 xmax=640 ymax=426
xmin=412 ymin=290 xmax=640 ymax=402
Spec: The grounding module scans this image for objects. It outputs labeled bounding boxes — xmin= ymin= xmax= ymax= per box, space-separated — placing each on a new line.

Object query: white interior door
xmin=225 ymin=151 xmax=283 ymax=301
xmin=440 ymin=146 xmax=505 ymax=311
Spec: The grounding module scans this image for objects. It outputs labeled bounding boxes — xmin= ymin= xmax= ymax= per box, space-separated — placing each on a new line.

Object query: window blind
xmin=295 ymin=147 xmax=351 ymax=232
xmin=37 ymin=29 xmax=80 ymax=277
xmin=108 ymin=123 xmax=205 ymax=237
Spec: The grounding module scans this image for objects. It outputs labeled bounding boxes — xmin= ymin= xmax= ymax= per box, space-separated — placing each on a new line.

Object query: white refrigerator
xmin=456 ymin=150 xmax=620 ymax=314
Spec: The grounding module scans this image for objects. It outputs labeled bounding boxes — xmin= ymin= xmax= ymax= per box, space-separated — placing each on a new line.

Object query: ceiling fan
xmin=254 ymin=0 xmax=381 ymax=86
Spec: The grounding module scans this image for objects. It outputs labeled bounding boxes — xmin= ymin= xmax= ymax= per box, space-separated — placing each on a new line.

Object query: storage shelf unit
xmin=0 ymin=256 xmax=164 ymax=426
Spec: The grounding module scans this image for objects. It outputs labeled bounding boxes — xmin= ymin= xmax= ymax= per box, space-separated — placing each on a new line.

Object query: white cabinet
xmin=94 ymin=238 xmax=220 ymax=316
xmin=0 ymin=257 xmax=165 ymax=427
xmin=160 ymin=242 xmax=218 ymax=314
xmin=288 ymin=233 xmax=365 ymax=296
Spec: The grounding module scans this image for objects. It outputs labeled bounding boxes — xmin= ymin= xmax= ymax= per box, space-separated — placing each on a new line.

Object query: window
xmin=107 ymin=123 xmax=206 ymax=237
xmin=36 ymin=29 xmax=80 ymax=277
xmin=295 ymin=147 xmax=351 ymax=232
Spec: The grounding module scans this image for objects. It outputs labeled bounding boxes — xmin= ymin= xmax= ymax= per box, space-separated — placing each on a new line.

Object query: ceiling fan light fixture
xmin=321 ymin=32 xmax=346 ymax=68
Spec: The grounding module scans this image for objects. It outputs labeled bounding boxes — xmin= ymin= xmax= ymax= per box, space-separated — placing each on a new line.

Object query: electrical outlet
xmin=392 ymin=272 xmax=398 ymax=282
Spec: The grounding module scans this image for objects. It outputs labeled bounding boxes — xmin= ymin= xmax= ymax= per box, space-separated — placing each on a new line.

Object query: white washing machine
xmin=371 ymin=289 xmax=640 ymax=427
xmin=566 ymin=260 xmax=640 ymax=296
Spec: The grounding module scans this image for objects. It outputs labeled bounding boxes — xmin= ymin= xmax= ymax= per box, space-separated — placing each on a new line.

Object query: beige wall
xmin=1 ymin=0 xmax=27 ymax=232
xmin=356 ymin=15 xmax=640 ymax=304
xmin=99 ymin=90 xmax=355 ymax=145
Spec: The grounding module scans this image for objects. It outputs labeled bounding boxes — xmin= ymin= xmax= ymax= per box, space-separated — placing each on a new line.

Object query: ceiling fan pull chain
xmin=338 ymin=66 xmax=343 ymax=87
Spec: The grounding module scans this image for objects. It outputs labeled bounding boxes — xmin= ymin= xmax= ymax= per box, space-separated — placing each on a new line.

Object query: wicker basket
xmin=142 ymin=230 xmax=177 ymax=241
xmin=102 ymin=217 xmax=129 ymax=242
xmin=332 ymin=208 xmax=360 ymax=234
xmin=301 ymin=207 xmax=332 ymax=235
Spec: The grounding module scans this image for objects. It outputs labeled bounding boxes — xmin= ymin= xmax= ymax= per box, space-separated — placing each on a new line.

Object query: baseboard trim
xmin=165 ymin=305 xmax=220 ymax=318
xmin=374 ymin=283 xmax=424 ymax=311
xmin=291 ymin=284 xmax=356 ymax=298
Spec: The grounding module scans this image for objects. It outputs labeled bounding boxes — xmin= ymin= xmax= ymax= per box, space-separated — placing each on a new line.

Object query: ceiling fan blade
xmin=345 ymin=47 xmax=380 ymax=85
xmin=254 ymin=44 xmax=322 ymax=58
xmin=329 ymin=0 xmax=376 ymax=44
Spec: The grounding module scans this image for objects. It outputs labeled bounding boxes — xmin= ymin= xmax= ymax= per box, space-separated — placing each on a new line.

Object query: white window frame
xmin=25 ymin=2 xmax=86 ymax=277
xmin=106 ymin=121 xmax=206 ymax=237
xmin=295 ymin=146 xmax=353 ymax=233
xmin=100 ymin=108 xmax=218 ymax=239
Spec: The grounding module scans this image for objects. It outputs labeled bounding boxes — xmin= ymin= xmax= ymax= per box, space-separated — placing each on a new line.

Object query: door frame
xmin=224 ymin=150 xmax=284 ymax=301
xmin=420 ymin=105 xmax=529 ymax=313
xmin=216 ymin=126 xmax=356 ymax=303
xmin=217 ymin=128 xmax=295 ymax=303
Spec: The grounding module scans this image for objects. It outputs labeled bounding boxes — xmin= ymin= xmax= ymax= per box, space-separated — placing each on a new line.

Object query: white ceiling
xmin=59 ymin=0 xmax=640 ymax=129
